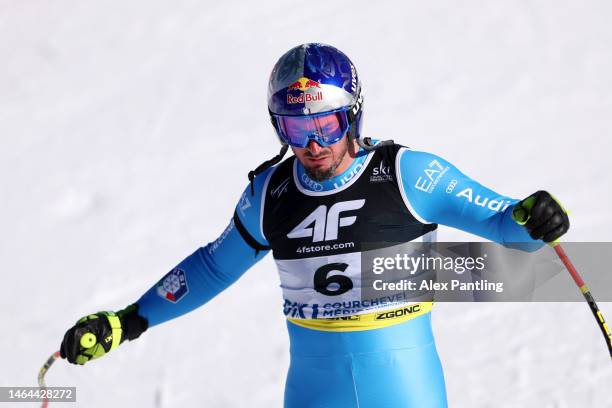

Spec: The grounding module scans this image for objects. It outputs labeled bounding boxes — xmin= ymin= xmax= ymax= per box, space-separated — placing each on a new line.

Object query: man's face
xmin=292 ymin=135 xmax=351 ymax=182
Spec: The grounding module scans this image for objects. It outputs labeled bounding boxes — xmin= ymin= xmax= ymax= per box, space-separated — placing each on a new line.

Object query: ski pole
xmin=38 ymin=351 xmax=61 ymax=408
xmin=513 ymin=202 xmax=612 ymax=360
xmin=551 ymin=243 xmax=612 ymax=359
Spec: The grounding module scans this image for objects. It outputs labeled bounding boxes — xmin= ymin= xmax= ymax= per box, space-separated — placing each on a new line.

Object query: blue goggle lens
xmin=273 ymin=110 xmax=350 ymax=148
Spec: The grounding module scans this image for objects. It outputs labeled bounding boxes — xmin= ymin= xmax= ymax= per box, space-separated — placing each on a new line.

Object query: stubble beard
xmin=304 ymin=137 xmax=350 ymax=182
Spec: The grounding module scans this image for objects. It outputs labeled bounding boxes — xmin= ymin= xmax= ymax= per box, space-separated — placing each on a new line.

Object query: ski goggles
xmin=270 ymin=108 xmax=352 ymax=148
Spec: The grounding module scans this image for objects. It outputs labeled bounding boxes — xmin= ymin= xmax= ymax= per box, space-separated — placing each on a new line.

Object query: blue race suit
xmin=136 ymin=143 xmax=540 ymax=408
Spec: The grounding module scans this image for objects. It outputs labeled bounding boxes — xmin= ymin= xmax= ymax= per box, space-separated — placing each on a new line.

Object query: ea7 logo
xmin=287 ymin=199 xmax=366 ymax=242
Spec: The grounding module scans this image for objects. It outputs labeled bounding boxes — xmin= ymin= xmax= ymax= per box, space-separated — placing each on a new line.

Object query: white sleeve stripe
xmin=395 ymin=147 xmax=432 ymax=225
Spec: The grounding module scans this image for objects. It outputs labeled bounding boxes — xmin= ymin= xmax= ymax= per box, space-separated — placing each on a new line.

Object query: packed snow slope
xmin=1 ymin=1 xmax=611 ymax=407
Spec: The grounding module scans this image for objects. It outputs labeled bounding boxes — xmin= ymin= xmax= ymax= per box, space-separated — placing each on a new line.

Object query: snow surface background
xmin=1 ymin=1 xmax=611 ymax=407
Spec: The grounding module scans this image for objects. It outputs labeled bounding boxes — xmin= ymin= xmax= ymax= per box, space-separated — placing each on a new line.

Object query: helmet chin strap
xmin=248 ymin=144 xmax=289 ymax=196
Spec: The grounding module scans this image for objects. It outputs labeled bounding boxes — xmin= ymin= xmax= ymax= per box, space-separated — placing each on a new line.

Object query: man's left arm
xmin=396 ymin=148 xmax=569 ymax=245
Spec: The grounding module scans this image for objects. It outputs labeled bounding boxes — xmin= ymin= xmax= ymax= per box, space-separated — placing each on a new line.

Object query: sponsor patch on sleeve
xmin=156 ymin=268 xmax=189 ymax=303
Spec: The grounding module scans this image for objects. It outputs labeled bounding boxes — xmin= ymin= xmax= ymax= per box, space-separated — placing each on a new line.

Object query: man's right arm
xmin=136 ymin=167 xmax=275 ymax=327
xmin=60 ymin=167 xmax=275 ymax=364
xmin=135 ymin=218 xmax=268 ymax=327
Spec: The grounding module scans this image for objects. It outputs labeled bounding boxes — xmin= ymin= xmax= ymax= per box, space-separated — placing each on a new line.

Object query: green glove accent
xmin=512 ymin=196 xmax=537 ymax=225
xmin=79 ymin=332 xmax=97 ymax=348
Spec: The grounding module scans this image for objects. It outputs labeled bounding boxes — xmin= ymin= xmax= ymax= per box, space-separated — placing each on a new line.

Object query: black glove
xmin=513 ymin=190 xmax=570 ymax=243
xmin=60 ymin=303 xmax=148 ymax=365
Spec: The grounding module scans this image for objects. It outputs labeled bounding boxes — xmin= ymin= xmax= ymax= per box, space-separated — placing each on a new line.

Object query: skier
xmin=60 ymin=43 xmax=570 ymax=407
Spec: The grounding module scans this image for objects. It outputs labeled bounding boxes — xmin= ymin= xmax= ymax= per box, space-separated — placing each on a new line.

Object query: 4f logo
xmin=287 ymin=199 xmax=365 ymax=242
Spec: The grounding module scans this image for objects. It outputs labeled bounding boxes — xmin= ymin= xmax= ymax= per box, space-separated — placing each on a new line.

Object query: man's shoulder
xmin=396 ymin=147 xmax=450 ymax=169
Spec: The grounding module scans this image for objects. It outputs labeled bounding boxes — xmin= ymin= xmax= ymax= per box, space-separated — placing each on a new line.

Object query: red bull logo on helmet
xmin=286 ymin=76 xmax=323 ymax=104
xmin=287 ymin=76 xmax=321 ymax=91
xmin=287 ymin=92 xmax=323 ymax=104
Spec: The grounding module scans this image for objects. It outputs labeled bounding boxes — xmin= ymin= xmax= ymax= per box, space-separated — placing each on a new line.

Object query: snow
xmin=1 ymin=1 xmax=611 ymax=406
